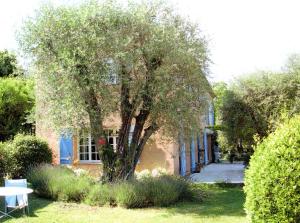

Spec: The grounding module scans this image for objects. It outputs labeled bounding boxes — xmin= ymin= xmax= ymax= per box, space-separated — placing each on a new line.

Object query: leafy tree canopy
xmin=0 ymin=78 xmax=35 ymax=141
xmin=19 ymin=0 xmax=211 ymax=180
xmin=214 ymin=56 xmax=300 ymax=153
xmin=0 ymin=50 xmax=23 ymax=77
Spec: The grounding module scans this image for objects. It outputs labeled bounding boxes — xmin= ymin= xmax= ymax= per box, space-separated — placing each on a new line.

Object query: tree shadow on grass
xmin=162 ymin=186 xmax=246 ymax=219
xmin=0 ymin=194 xmax=52 ymax=222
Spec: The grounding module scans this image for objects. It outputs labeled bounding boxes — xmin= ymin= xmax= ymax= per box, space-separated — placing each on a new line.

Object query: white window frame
xmin=106 ymin=129 xmax=118 ymax=151
xmin=78 ymin=133 xmax=101 ymax=164
xmin=78 ymin=129 xmax=119 ymax=163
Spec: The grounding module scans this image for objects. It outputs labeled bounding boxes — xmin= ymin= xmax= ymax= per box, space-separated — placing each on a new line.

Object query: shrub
xmin=28 ymin=165 xmax=204 ymax=208
xmin=83 ymin=175 xmax=201 ymax=209
xmin=0 ymin=142 xmax=15 ymax=179
xmin=85 ymin=183 xmax=114 ymax=206
xmin=244 ymin=115 xmax=300 ymax=223
xmin=113 ymin=175 xmax=201 ymax=208
xmin=9 ymin=134 xmax=52 ymax=177
xmin=145 ymin=176 xmax=181 ymax=206
xmin=0 ymin=143 xmax=8 ymax=179
xmin=27 ymin=164 xmax=94 ymax=202
xmin=114 ymin=181 xmax=147 ymax=208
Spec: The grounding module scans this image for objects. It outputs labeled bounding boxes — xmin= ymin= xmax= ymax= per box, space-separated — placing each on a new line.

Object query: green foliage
xmin=88 ymin=175 xmax=201 ymax=208
xmin=0 ymin=50 xmax=22 ymax=77
xmin=19 ymin=0 xmax=210 ymax=131
xmin=117 ymin=176 xmax=201 ymax=208
xmin=0 ymin=142 xmax=9 ymax=179
xmin=244 ymin=115 xmax=300 ymax=223
xmin=213 ymin=82 xmax=228 ymax=125
xmin=8 ymin=134 xmax=52 ymax=178
xmin=114 ymin=180 xmax=147 ymax=208
xmin=27 ymin=164 xmax=94 ymax=202
xmin=214 ymin=61 xmax=300 ymax=153
xmin=85 ymin=183 xmax=114 ymax=206
xmin=0 ymin=78 xmax=35 ymax=141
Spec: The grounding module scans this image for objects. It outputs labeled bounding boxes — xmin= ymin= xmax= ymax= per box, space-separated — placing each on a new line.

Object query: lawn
xmin=1 ymin=184 xmax=246 ymax=223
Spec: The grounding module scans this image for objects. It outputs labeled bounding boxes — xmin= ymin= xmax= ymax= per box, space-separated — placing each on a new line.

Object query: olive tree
xmin=214 ymin=62 xmax=300 ymax=154
xmin=19 ymin=0 xmax=211 ymax=181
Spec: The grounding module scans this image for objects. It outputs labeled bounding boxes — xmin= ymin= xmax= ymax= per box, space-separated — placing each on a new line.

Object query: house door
xmin=59 ymin=135 xmax=73 ymax=165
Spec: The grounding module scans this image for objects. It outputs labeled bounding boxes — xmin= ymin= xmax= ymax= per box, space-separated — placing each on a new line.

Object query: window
xmin=78 ymin=130 xmax=119 ymax=162
xmin=106 ymin=129 xmax=118 ymax=151
xmin=79 ymin=133 xmax=100 ymax=162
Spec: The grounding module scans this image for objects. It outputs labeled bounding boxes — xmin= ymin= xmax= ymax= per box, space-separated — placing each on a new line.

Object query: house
xmin=36 ymin=94 xmax=215 ymax=177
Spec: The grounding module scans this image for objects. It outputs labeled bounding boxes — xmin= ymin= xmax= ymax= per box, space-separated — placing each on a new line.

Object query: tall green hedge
xmin=244 ymin=115 xmax=300 ymax=223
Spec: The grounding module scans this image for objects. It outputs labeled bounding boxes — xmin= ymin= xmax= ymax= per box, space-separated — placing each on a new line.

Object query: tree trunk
xmin=113 ymin=121 xmax=159 ymax=181
xmin=108 ymin=56 xmax=161 ymax=181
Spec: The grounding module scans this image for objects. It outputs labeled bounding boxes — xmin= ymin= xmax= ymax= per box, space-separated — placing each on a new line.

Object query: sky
xmin=1 ymin=0 xmax=300 ymax=83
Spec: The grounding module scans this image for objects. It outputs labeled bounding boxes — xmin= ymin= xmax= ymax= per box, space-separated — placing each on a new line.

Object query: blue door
xmin=190 ymin=136 xmax=196 ymax=172
xmin=59 ymin=135 xmax=73 ymax=165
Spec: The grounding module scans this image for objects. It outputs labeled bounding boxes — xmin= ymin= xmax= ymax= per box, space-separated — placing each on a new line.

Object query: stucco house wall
xmin=36 ymin=118 xmax=181 ymax=177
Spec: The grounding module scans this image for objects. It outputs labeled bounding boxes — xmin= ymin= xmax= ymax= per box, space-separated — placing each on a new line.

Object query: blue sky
xmin=1 ymin=0 xmax=300 ymax=83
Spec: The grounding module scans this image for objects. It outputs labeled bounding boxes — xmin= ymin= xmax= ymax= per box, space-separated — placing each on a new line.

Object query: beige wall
xmin=35 ymin=93 xmax=214 ymax=177
xmin=130 ymin=132 xmax=179 ymax=175
xmin=71 ymin=130 xmax=179 ymax=177
xmin=37 ymin=115 xmax=180 ymax=177
xmin=36 ymin=121 xmax=211 ymax=177
xmin=36 ymin=123 xmax=60 ymax=165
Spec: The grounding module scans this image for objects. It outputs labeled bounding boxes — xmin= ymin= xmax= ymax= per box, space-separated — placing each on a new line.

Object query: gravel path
xmin=190 ymin=163 xmax=245 ymax=183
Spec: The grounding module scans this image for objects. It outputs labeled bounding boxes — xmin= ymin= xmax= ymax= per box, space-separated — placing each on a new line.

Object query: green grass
xmin=1 ymin=184 xmax=246 ymax=223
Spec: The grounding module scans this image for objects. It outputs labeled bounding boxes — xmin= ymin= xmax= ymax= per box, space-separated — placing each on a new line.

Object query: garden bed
xmin=1 ymin=184 xmax=246 ymax=223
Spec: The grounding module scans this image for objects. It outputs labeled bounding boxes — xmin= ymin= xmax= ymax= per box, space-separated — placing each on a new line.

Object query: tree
xmin=214 ymin=59 xmax=300 ymax=153
xmin=19 ymin=0 xmax=211 ymax=181
xmin=0 ymin=78 xmax=35 ymax=141
xmin=213 ymin=83 xmax=259 ymax=153
xmin=0 ymin=50 xmax=23 ymax=77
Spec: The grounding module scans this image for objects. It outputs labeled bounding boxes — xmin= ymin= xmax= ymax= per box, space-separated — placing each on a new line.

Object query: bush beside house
xmin=0 ymin=143 xmax=8 ymax=180
xmin=27 ymin=164 xmax=93 ymax=202
xmin=0 ymin=134 xmax=52 ymax=178
xmin=244 ymin=115 xmax=300 ymax=223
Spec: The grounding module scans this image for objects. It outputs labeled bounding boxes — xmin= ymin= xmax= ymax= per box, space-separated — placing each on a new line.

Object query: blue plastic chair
xmin=4 ymin=179 xmax=29 ymax=215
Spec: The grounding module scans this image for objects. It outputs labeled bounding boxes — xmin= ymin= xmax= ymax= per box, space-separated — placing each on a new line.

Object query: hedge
xmin=244 ymin=115 xmax=300 ymax=223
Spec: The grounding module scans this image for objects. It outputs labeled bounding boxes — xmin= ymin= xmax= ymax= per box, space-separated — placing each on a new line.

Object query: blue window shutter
xmin=179 ymin=134 xmax=186 ymax=176
xmin=197 ymin=135 xmax=201 ymax=163
xmin=59 ymin=134 xmax=73 ymax=165
xmin=190 ymin=136 xmax=196 ymax=172
xmin=203 ymin=129 xmax=208 ymax=164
